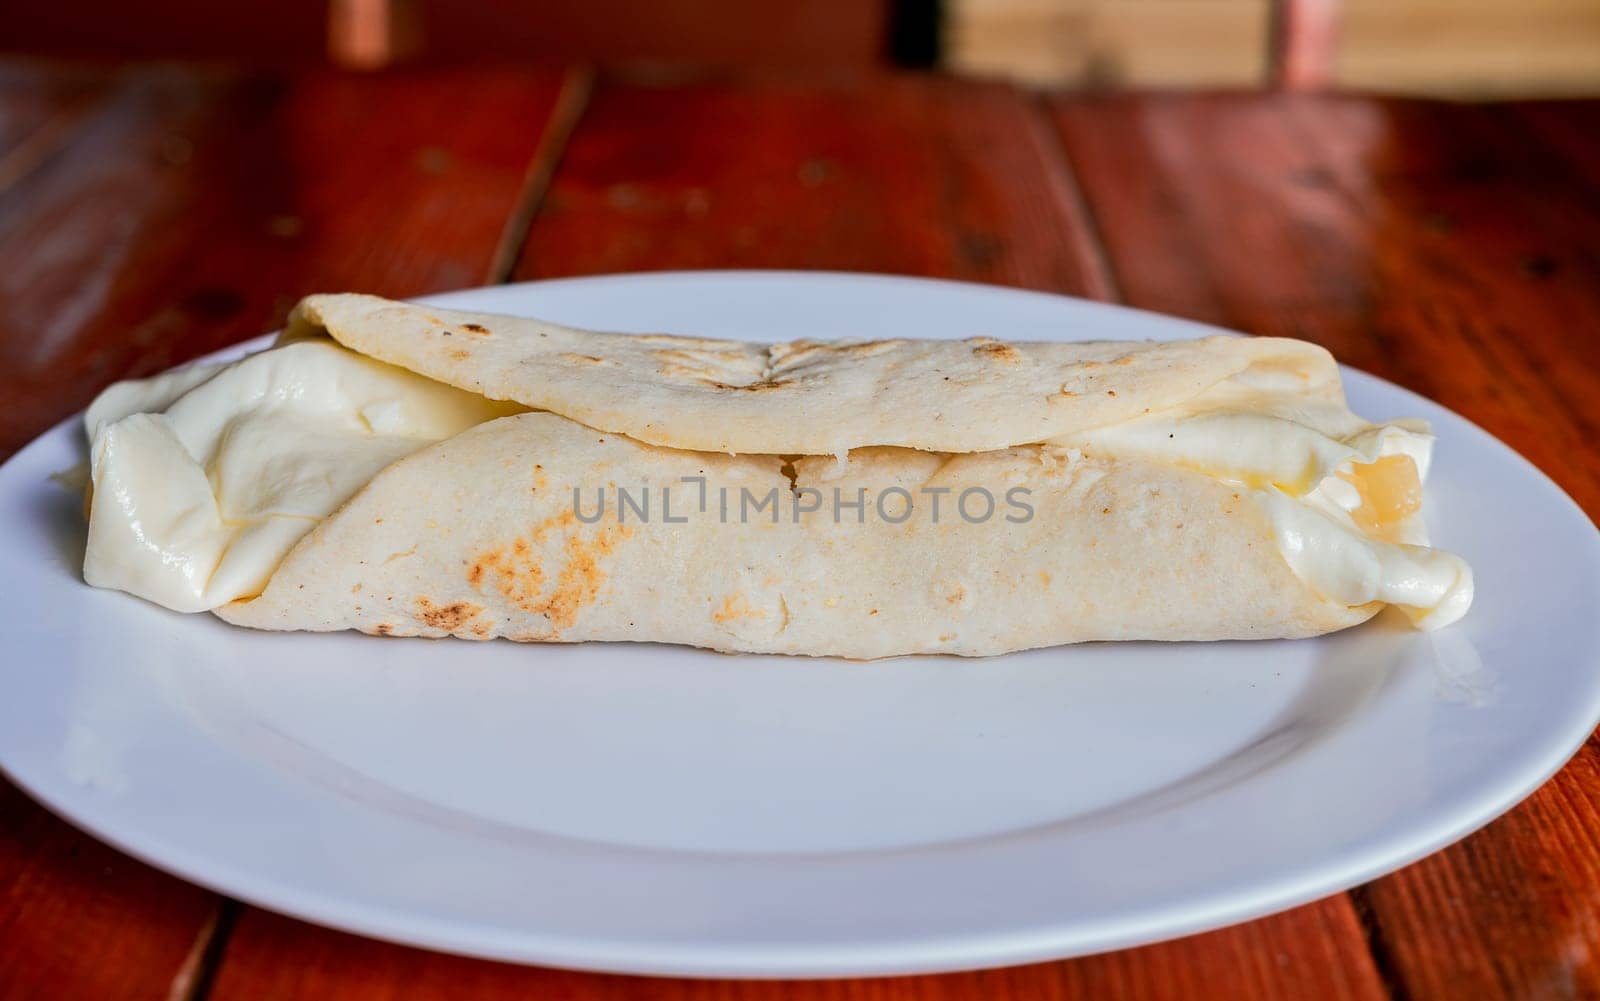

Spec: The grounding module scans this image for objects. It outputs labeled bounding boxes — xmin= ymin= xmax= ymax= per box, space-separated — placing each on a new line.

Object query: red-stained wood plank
xmin=1049 ymin=93 xmax=1600 ymax=513
xmin=0 ymin=59 xmax=577 ymax=999
xmin=416 ymin=0 xmax=891 ymax=70
xmin=0 ymin=778 xmax=219 ymax=1000
xmin=1508 ymin=101 xmax=1600 ymax=193
xmin=4 ymin=0 xmax=889 ymax=72
xmin=1050 ymin=92 xmax=1600 ymax=1001
xmin=208 ymin=75 xmax=1387 ymax=1001
xmin=0 ymin=61 xmax=578 ymax=459
xmin=514 ymin=73 xmax=1114 ymax=298
xmin=0 ymin=61 xmax=118 ymax=193
xmin=208 ymin=899 xmax=1385 ymax=1001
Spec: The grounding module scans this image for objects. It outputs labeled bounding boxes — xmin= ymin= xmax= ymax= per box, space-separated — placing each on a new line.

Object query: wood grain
xmin=207 ymin=900 xmax=1386 ymax=1000
xmin=514 ymin=73 xmax=1114 ymax=298
xmin=206 ymin=74 xmax=1386 ymax=1001
xmin=0 ymin=61 xmax=116 ymax=194
xmin=1050 ymin=90 xmax=1600 ymax=1001
xmin=0 ymin=62 xmax=575 ymax=460
xmin=1335 ymin=0 xmax=1600 ymax=97
xmin=1049 ymin=93 xmax=1600 ymax=512
xmin=0 ymin=777 xmax=218 ymax=1000
xmin=5 ymin=62 xmax=1600 ymax=1000
xmin=0 ymin=60 xmax=575 ymax=1000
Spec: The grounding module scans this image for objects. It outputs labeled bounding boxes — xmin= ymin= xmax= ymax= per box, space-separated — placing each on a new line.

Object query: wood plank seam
xmin=1347 ymin=884 xmax=1413 ymax=1001
xmin=1041 ymin=93 xmax=1412 ymax=999
xmin=1026 ymin=91 xmax=1122 ymax=303
xmin=486 ymin=65 xmax=597 ymax=284
xmin=165 ymin=899 xmax=240 ymax=1001
xmin=0 ymin=106 xmax=90 ymax=197
xmin=1279 ymin=98 xmax=1600 ymax=449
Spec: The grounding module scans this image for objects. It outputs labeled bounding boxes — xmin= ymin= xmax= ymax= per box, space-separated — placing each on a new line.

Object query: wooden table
xmin=2 ymin=57 xmax=1597 ymax=1000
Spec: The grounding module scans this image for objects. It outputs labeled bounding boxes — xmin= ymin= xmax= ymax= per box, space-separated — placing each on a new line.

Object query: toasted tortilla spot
xmin=635 ymin=333 xmax=739 ymax=349
xmin=373 ymin=623 xmax=395 ymax=636
xmin=970 ymin=340 xmax=1021 ymax=362
xmin=414 ymin=596 xmax=484 ymax=632
xmin=468 ymin=543 xmax=545 ymax=612
xmin=560 ymin=353 xmax=607 ymax=365
xmin=471 ymin=517 xmax=630 ymax=629
xmin=712 ymin=592 xmax=766 ymax=624
xmin=537 ymin=524 xmax=631 ymax=629
xmin=507 ymin=630 xmax=556 ymax=642
xmin=531 ymin=509 xmax=577 ymax=542
xmin=462 ymin=323 xmax=490 ymax=335
xmin=838 ymin=339 xmax=904 ymax=357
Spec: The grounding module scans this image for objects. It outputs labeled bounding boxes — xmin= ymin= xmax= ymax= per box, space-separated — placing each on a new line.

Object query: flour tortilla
xmin=218 ymin=411 xmax=1371 ymax=658
xmin=289 ymin=294 xmax=1340 ymax=455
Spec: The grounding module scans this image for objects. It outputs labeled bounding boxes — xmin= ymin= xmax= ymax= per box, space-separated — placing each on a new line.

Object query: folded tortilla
xmin=81 ymin=293 xmax=1473 ymax=658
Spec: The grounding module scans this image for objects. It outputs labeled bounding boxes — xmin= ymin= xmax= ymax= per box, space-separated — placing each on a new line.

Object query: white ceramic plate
xmin=2 ymin=272 xmax=1597 ymax=978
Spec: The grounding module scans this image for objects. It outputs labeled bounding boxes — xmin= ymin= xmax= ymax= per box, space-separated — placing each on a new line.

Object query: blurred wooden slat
xmin=947 ymin=0 xmax=1600 ymax=96
xmin=1049 ymin=91 xmax=1600 ymax=999
xmin=946 ymin=0 xmax=1270 ymax=88
xmin=328 ymin=0 xmax=423 ymax=70
xmin=0 ymin=62 xmax=577 ymax=459
xmin=1336 ymin=0 xmax=1600 ymax=97
xmin=1270 ymin=0 xmax=1342 ymax=91
xmin=515 ymin=74 xmax=1113 ymax=296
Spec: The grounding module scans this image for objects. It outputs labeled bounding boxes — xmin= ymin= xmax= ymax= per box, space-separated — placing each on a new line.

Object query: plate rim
xmin=2 ymin=270 xmax=1598 ymax=978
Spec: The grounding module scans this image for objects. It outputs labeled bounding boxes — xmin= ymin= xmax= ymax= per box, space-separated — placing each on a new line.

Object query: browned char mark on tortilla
xmin=702 ymin=378 xmax=793 ymax=392
xmin=467 ymin=513 xmax=633 ymax=631
xmin=967 ymin=337 xmax=1021 ymax=362
xmin=413 ymin=597 xmax=485 ymax=633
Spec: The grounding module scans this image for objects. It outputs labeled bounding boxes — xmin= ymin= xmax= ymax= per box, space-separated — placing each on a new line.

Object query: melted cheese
xmin=84 ymin=340 xmax=523 ymax=611
xmin=82 ymin=335 xmax=1473 ymax=631
xmin=1056 ymin=353 xmax=1472 ymax=629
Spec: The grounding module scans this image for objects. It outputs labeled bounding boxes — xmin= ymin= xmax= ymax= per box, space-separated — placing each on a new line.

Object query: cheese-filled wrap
xmin=81 ymin=294 xmax=1472 ymax=658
